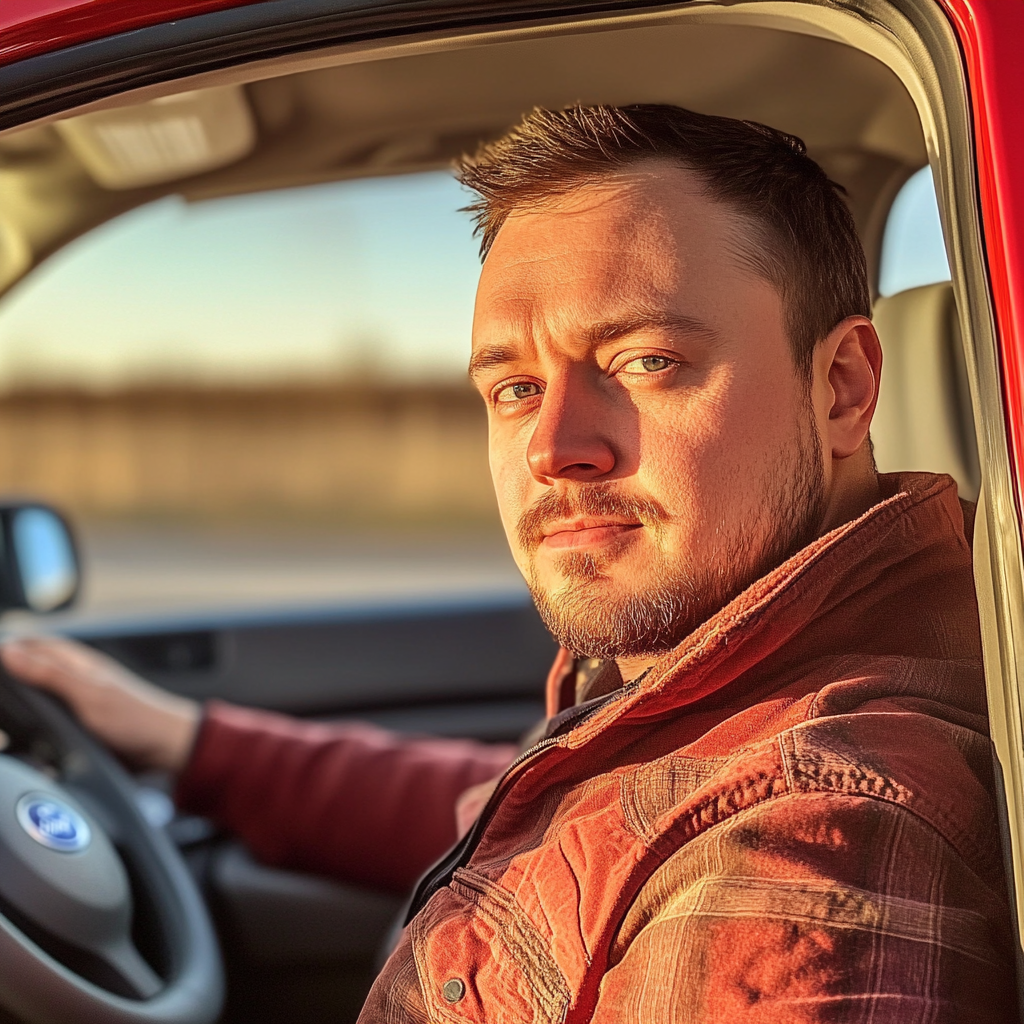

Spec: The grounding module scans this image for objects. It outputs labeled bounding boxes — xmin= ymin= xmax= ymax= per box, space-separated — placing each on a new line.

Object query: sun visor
xmin=54 ymin=85 xmax=256 ymax=190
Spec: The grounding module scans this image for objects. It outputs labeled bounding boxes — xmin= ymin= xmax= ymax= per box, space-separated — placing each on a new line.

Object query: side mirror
xmin=0 ymin=504 xmax=80 ymax=614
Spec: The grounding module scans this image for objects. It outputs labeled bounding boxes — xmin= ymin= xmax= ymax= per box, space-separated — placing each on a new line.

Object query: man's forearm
xmin=175 ymin=700 xmax=517 ymax=892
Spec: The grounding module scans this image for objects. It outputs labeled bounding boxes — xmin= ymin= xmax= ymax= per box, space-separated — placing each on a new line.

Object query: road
xmin=24 ymin=520 xmax=528 ymax=627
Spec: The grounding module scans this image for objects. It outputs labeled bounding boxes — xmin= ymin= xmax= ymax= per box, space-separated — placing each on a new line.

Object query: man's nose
xmin=526 ymin=374 xmax=617 ymax=484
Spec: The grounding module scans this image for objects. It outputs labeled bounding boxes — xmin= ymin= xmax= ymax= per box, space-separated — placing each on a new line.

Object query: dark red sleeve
xmin=174 ymin=701 xmax=518 ymax=893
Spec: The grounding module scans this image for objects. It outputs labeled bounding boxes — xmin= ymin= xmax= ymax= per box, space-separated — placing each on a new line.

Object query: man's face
xmin=470 ymin=163 xmax=827 ymax=665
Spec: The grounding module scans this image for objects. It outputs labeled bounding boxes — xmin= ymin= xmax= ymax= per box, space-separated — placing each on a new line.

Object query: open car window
xmin=0 ymin=172 xmax=523 ymax=621
xmin=0 ymin=154 xmax=971 ymax=621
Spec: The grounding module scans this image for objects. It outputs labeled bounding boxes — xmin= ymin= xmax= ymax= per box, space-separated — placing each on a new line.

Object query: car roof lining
xmin=0 ymin=5 xmax=927 ymax=300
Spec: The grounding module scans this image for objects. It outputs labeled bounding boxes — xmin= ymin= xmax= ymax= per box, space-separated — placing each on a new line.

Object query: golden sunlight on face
xmin=470 ymin=164 xmax=825 ymax=668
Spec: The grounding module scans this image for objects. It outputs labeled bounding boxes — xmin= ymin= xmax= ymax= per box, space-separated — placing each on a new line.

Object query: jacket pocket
xmin=410 ymin=867 xmax=570 ymax=1024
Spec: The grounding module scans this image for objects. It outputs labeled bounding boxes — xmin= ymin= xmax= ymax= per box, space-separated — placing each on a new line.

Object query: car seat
xmin=871 ymin=281 xmax=981 ymax=501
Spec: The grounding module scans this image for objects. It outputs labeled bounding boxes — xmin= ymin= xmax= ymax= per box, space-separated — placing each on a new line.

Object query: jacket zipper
xmin=404 ymin=680 xmax=639 ymax=923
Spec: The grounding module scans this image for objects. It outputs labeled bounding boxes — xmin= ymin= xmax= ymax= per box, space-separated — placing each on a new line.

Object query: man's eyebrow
xmin=468 ymin=311 xmax=716 ymax=378
xmin=468 ymin=346 xmax=520 ymax=379
xmin=582 ymin=310 xmax=718 ymax=345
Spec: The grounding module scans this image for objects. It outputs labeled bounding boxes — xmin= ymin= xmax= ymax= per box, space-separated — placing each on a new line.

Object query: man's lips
xmin=539 ymin=518 xmax=643 ymax=550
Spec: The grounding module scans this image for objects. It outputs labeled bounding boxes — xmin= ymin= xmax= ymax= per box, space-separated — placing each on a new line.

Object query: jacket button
xmin=442 ymin=978 xmax=465 ymax=1003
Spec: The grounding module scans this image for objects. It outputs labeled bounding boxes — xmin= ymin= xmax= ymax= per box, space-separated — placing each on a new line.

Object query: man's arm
xmin=176 ymin=701 xmax=515 ymax=891
xmin=591 ymin=793 xmax=1016 ymax=1023
xmin=1 ymin=637 xmax=517 ymax=892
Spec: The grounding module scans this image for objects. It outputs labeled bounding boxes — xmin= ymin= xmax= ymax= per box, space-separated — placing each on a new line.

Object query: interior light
xmin=55 ymin=85 xmax=256 ymax=190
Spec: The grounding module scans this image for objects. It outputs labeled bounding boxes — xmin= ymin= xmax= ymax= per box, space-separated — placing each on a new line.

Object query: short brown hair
xmin=456 ymin=104 xmax=870 ymax=375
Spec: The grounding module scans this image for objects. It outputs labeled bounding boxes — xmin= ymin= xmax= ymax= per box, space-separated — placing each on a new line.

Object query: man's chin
xmin=532 ymin=541 xmax=646 ymax=589
xmin=529 ymin=558 xmax=619 ymax=602
xmin=527 ymin=566 xmax=708 ymax=662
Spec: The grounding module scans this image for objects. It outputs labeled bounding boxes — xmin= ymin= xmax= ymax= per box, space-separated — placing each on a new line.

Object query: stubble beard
xmin=520 ymin=415 xmax=826 ymax=663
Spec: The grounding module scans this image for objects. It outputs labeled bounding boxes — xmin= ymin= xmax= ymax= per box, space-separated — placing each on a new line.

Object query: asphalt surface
xmin=39 ymin=520 xmax=527 ymax=626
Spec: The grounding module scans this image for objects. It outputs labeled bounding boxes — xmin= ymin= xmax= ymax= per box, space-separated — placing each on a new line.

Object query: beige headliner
xmin=0 ymin=15 xmax=926 ymax=297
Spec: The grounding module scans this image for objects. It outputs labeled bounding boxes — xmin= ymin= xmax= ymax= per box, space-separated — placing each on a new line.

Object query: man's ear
xmin=814 ymin=315 xmax=882 ymax=459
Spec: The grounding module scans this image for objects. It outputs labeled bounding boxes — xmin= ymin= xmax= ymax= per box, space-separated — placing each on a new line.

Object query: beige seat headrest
xmin=871 ymin=281 xmax=980 ymax=501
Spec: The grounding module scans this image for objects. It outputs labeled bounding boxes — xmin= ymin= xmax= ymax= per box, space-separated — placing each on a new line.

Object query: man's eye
xmin=622 ymin=355 xmax=675 ymax=373
xmin=495 ymin=382 xmax=542 ymax=403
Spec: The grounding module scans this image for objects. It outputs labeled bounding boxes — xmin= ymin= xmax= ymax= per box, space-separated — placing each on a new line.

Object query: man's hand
xmin=0 ymin=636 xmax=200 ymax=773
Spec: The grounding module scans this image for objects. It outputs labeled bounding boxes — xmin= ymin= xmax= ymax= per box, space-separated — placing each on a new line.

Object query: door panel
xmin=73 ymin=596 xmax=555 ymax=728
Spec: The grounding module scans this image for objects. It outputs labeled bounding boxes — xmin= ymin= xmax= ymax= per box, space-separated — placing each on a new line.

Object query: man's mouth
xmin=540 ymin=517 xmax=643 ymax=551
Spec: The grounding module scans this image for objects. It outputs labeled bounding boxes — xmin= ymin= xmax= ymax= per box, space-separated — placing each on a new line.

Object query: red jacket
xmin=177 ymin=474 xmax=1016 ymax=1021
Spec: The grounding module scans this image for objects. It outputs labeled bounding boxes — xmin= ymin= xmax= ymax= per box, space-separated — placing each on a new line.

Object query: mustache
xmin=516 ymin=486 xmax=670 ymax=551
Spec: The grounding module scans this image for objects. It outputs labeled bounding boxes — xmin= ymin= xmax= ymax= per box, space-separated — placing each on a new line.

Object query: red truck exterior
xmin=942 ymin=1 xmax=1024 ymax=521
xmin=0 ymin=1 xmax=251 ymax=65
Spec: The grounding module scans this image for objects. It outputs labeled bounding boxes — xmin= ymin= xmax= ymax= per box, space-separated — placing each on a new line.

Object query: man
xmin=2 ymin=105 xmax=1015 ymax=1021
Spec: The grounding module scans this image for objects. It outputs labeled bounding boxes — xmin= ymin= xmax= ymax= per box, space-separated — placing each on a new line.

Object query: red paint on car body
xmin=939 ymin=0 xmax=1024 ymax=523
xmin=0 ymin=0 xmax=258 ymax=66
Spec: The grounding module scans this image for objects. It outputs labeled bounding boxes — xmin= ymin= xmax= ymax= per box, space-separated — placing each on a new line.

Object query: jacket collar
xmin=558 ymin=472 xmax=976 ymax=748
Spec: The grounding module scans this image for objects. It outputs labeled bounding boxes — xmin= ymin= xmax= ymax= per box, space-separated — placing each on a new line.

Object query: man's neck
xmin=818 ymin=458 xmax=882 ymax=536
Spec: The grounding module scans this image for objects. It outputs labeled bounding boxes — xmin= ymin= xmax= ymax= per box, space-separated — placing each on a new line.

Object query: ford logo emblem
xmin=16 ymin=794 xmax=91 ymax=853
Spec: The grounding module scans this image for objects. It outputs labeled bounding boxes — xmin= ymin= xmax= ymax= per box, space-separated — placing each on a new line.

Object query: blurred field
xmin=0 ymin=384 xmax=496 ymax=522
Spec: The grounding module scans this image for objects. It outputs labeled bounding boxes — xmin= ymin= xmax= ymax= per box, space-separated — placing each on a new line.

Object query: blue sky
xmin=0 ymin=171 xmax=483 ymax=387
xmin=0 ymin=166 xmax=949 ymax=388
xmin=879 ymin=166 xmax=950 ymax=296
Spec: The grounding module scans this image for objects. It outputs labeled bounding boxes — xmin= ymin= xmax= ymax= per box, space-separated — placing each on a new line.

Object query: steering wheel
xmin=0 ymin=668 xmax=223 ymax=1024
